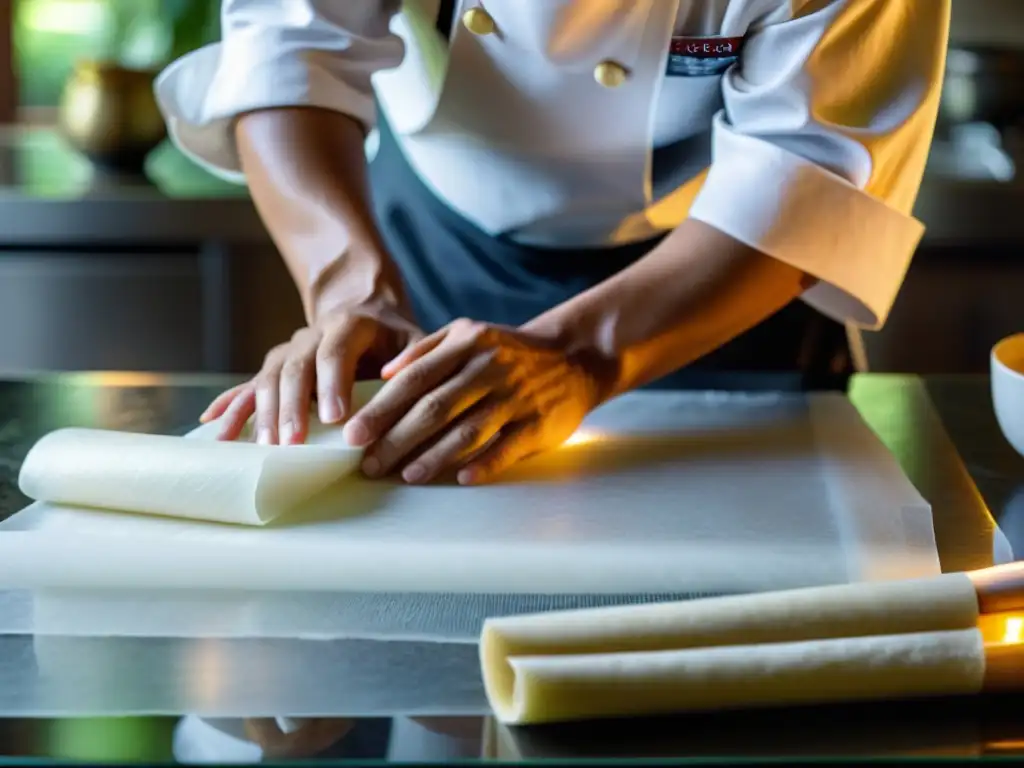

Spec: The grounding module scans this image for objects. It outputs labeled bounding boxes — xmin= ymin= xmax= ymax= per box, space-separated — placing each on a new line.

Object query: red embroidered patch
xmin=666 ymin=36 xmax=744 ymax=76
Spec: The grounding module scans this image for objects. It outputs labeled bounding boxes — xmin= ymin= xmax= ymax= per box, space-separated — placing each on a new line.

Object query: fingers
xmin=253 ymin=344 xmax=288 ymax=445
xmin=399 ymin=398 xmax=515 ymax=484
xmin=380 ymin=330 xmax=444 ymax=379
xmin=362 ymin=354 xmax=499 ymax=478
xmin=277 ymin=331 xmax=319 ymax=445
xmin=317 ymin=316 xmax=373 ymax=425
xmin=457 ymin=419 xmax=543 ymax=485
xmin=224 ymin=312 xmax=401 ymax=445
xmin=254 ymin=378 xmax=281 ymax=444
xmin=346 ymin=328 xmax=481 ymax=447
xmin=216 ymin=386 xmax=256 ymax=441
xmin=200 ymin=383 xmax=249 ymax=423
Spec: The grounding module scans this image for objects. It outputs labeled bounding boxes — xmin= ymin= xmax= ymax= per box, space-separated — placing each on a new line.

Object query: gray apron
xmin=367 ymin=113 xmax=851 ymax=392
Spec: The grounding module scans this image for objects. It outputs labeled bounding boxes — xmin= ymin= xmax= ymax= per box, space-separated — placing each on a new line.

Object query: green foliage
xmin=104 ymin=0 xmax=220 ymax=61
xmin=163 ymin=0 xmax=220 ymax=59
xmin=14 ymin=0 xmax=219 ymax=106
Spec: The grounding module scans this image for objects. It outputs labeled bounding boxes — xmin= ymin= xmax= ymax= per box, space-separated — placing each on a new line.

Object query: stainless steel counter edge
xmin=0 ymin=179 xmax=1021 ymax=246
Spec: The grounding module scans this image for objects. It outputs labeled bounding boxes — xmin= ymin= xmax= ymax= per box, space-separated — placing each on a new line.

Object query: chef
xmin=156 ymin=0 xmax=950 ymax=488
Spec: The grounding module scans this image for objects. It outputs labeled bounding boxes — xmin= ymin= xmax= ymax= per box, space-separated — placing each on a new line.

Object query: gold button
xmin=462 ymin=7 xmax=496 ymax=36
xmin=594 ymin=60 xmax=629 ymax=88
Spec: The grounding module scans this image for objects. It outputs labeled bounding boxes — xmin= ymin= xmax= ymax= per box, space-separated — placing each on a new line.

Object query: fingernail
xmin=403 ymin=464 xmax=426 ymax=484
xmin=346 ymin=420 xmax=371 ymax=446
xmin=457 ymin=469 xmax=475 ymax=485
xmin=279 ymin=422 xmax=295 ymax=445
xmin=257 ymin=428 xmax=272 ymax=445
xmin=319 ymin=395 xmax=341 ymax=424
xmin=362 ymin=456 xmax=381 ymax=477
xmin=199 ymin=411 xmax=212 ymax=424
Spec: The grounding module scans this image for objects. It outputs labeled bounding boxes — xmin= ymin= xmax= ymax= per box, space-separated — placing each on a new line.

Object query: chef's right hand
xmin=243 ymin=718 xmax=355 ymax=759
xmin=200 ymin=298 xmax=422 ymax=445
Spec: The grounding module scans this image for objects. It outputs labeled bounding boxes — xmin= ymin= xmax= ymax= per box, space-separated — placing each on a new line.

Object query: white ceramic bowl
xmin=992 ymin=334 xmax=1024 ymax=457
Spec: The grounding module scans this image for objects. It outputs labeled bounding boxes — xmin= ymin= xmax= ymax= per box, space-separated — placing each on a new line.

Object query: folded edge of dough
xmin=253 ymin=446 xmax=364 ymax=524
xmin=494 ymin=629 xmax=987 ymax=724
xmin=19 ymin=428 xmax=364 ymax=526
xmin=480 ymin=573 xmax=980 ymax=722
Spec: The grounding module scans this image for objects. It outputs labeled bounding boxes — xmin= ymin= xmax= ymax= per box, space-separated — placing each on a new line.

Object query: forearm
xmin=235 ymin=107 xmax=403 ymax=323
xmin=524 ymin=218 xmax=813 ymax=398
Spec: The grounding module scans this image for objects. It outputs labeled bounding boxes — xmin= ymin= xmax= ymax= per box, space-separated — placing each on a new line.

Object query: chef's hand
xmin=343 ymin=319 xmax=613 ymax=485
xmin=244 ymin=718 xmax=354 ymax=759
xmin=199 ymin=301 xmax=422 ymax=444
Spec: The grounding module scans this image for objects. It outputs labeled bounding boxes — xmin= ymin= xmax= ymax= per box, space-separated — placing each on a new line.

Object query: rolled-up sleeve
xmin=688 ymin=0 xmax=950 ymax=329
xmin=154 ymin=0 xmax=404 ymax=183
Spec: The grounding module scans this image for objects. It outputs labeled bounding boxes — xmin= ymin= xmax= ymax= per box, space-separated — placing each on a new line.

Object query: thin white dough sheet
xmin=0 ymin=390 xmax=939 ymax=599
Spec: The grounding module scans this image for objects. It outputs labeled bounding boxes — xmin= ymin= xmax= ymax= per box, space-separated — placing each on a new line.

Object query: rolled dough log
xmin=18 ymin=428 xmax=363 ymax=526
xmin=481 ymin=573 xmax=982 ymax=723
xmin=490 ymin=629 xmax=986 ymax=724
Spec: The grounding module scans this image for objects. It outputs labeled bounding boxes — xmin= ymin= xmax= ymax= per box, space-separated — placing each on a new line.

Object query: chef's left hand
xmin=342 ymin=319 xmax=611 ymax=485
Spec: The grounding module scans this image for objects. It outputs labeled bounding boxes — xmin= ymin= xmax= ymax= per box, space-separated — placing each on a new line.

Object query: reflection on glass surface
xmin=1002 ymin=615 xmax=1023 ymax=644
xmin=187 ymin=640 xmax=232 ymax=710
xmin=1001 ymin=616 xmax=1023 ymax=644
xmin=92 ymin=384 xmax=175 ymax=432
xmin=168 ymin=715 xmax=489 ymax=763
xmin=12 ymin=707 xmax=1024 ymax=762
xmin=999 ymin=488 xmax=1024 ymax=549
xmin=561 ymin=429 xmax=605 ymax=447
xmin=73 ymin=371 xmax=168 ymax=388
xmin=47 ymin=717 xmax=176 ymax=762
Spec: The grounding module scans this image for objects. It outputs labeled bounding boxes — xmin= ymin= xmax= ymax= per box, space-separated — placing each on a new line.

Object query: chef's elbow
xmin=154 ymin=14 xmax=404 ymax=182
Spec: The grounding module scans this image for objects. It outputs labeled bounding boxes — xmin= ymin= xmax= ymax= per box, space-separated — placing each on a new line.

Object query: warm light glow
xmin=1003 ymin=617 xmax=1024 ymax=645
xmin=985 ymin=739 xmax=1024 ymax=755
xmin=562 ymin=430 xmax=603 ymax=447
xmin=188 ymin=639 xmax=228 ymax=703
xmin=978 ymin=612 xmax=1024 ymax=645
xmin=75 ymin=371 xmax=168 ymax=387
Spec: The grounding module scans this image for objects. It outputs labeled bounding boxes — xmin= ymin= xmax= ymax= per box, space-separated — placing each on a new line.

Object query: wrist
xmin=523 ymin=307 xmax=622 ymax=405
xmin=305 ymin=243 xmax=407 ymax=325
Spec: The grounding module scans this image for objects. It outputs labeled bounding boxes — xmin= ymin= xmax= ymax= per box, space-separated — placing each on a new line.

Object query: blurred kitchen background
xmin=0 ymin=0 xmax=1022 ymax=376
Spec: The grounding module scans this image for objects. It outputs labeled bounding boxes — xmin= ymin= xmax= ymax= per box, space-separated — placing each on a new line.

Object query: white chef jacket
xmin=155 ymin=0 xmax=950 ymax=330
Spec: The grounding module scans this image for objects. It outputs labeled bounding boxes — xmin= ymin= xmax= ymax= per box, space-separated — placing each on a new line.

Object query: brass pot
xmin=58 ymin=61 xmax=167 ymax=176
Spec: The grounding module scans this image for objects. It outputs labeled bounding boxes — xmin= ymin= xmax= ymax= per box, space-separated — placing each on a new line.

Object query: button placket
xmin=461 ymin=4 xmax=496 ymax=36
xmin=594 ymin=59 xmax=629 ymax=88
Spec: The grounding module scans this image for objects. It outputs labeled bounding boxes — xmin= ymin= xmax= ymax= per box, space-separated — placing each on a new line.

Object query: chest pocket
xmin=652 ymin=0 xmax=744 ymax=147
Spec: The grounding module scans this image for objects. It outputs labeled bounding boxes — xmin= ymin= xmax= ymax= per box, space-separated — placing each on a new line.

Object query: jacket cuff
xmin=689 ymin=114 xmax=925 ymax=329
xmin=155 ymin=30 xmax=380 ymax=183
